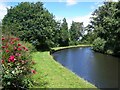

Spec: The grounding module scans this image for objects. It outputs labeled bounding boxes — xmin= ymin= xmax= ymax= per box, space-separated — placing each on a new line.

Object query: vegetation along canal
xmin=52 ymin=47 xmax=120 ymax=88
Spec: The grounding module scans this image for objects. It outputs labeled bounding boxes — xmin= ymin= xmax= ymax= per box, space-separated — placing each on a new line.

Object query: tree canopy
xmin=2 ymin=1 xmax=120 ymax=56
xmin=58 ymin=18 xmax=70 ymax=46
xmin=2 ymin=2 xmax=58 ymax=50
xmin=88 ymin=1 xmax=120 ymax=56
xmin=69 ymin=21 xmax=84 ymax=45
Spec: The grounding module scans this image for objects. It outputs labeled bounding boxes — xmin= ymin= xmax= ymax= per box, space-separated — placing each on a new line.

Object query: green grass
xmin=31 ymin=50 xmax=97 ymax=88
xmin=52 ymin=44 xmax=92 ymax=51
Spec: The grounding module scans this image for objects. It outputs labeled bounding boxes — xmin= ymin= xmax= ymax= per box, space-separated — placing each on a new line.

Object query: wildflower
xmin=31 ymin=70 xmax=36 ymax=74
xmin=22 ymin=46 xmax=28 ymax=51
xmin=18 ymin=43 xmax=21 ymax=46
xmin=2 ymin=38 xmax=5 ymax=41
xmin=6 ymin=44 xmax=8 ymax=48
xmin=10 ymin=37 xmax=15 ymax=40
xmin=2 ymin=46 xmax=6 ymax=49
xmin=22 ymin=46 xmax=26 ymax=50
xmin=17 ymin=48 xmax=22 ymax=51
xmin=25 ymin=48 xmax=28 ymax=51
xmin=6 ymin=50 xmax=9 ymax=53
xmin=14 ymin=46 xmax=17 ymax=50
xmin=1 ymin=60 xmax=4 ymax=64
xmin=8 ymin=55 xmax=15 ymax=62
xmin=15 ymin=53 xmax=21 ymax=56
xmin=10 ymin=41 xmax=14 ymax=44
xmin=15 ymin=38 xmax=19 ymax=41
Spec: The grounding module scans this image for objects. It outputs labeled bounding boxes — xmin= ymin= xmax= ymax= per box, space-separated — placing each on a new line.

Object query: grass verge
xmin=31 ymin=46 xmax=97 ymax=88
xmin=50 ymin=44 xmax=92 ymax=53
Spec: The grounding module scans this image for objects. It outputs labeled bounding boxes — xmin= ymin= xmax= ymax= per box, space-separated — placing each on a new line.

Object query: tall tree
xmin=81 ymin=24 xmax=97 ymax=44
xmin=69 ymin=21 xmax=84 ymax=45
xmin=2 ymin=2 xmax=57 ymax=50
xmin=59 ymin=18 xmax=69 ymax=46
xmin=91 ymin=1 xmax=120 ymax=56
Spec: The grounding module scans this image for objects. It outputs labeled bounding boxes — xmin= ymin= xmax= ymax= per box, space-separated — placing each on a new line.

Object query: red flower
xmin=15 ymin=53 xmax=21 ymax=56
xmin=22 ymin=46 xmax=28 ymax=51
xmin=17 ymin=48 xmax=22 ymax=51
xmin=2 ymin=38 xmax=5 ymax=41
xmin=14 ymin=46 xmax=17 ymax=50
xmin=18 ymin=43 xmax=21 ymax=46
xmin=10 ymin=38 xmax=15 ymax=40
xmin=16 ymin=38 xmax=20 ymax=41
xmin=2 ymin=46 xmax=6 ymax=49
xmin=10 ymin=41 xmax=14 ymax=44
xmin=6 ymin=50 xmax=9 ymax=53
xmin=5 ymin=44 xmax=8 ymax=48
xmin=25 ymin=48 xmax=28 ymax=51
xmin=22 ymin=46 xmax=26 ymax=50
xmin=31 ymin=70 xmax=36 ymax=74
xmin=1 ymin=60 xmax=4 ymax=64
xmin=8 ymin=55 xmax=15 ymax=62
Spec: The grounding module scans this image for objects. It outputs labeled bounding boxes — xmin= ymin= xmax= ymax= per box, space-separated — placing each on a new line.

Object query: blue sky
xmin=44 ymin=2 xmax=97 ymax=17
xmin=0 ymin=0 xmax=107 ymax=27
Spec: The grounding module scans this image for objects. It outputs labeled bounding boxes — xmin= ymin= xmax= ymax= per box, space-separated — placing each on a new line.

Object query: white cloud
xmin=0 ymin=2 xmax=9 ymax=21
xmin=72 ymin=15 xmax=92 ymax=26
xmin=55 ymin=13 xmax=92 ymax=29
xmin=58 ymin=0 xmax=77 ymax=6
xmin=66 ymin=0 xmax=77 ymax=6
xmin=90 ymin=2 xmax=104 ymax=10
xmin=67 ymin=13 xmax=92 ymax=28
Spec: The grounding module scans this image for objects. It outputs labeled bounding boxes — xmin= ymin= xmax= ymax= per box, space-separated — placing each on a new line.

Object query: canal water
xmin=52 ymin=47 xmax=120 ymax=88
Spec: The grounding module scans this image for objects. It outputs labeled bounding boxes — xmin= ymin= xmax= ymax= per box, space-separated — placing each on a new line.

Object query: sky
xmin=0 ymin=0 xmax=118 ymax=27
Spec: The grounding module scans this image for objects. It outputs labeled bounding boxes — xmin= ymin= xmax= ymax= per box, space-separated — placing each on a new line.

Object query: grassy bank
xmin=32 ymin=48 xmax=96 ymax=88
xmin=50 ymin=44 xmax=92 ymax=53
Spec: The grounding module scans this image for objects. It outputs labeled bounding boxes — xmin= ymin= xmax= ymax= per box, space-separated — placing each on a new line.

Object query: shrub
xmin=2 ymin=2 xmax=58 ymax=50
xmin=20 ymin=41 xmax=36 ymax=53
xmin=1 ymin=35 xmax=36 ymax=89
xmin=92 ymin=37 xmax=106 ymax=53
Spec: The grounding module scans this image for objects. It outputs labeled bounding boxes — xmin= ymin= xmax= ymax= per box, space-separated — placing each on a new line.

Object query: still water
xmin=52 ymin=47 xmax=120 ymax=88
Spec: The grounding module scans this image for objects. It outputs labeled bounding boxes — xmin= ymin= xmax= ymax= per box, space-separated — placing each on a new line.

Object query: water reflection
xmin=53 ymin=47 xmax=120 ymax=88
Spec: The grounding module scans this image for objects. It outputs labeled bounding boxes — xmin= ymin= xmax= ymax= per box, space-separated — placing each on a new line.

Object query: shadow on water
xmin=52 ymin=47 xmax=120 ymax=88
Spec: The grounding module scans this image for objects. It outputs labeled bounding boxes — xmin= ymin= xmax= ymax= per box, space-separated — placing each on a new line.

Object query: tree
xmin=90 ymin=1 xmax=120 ymax=56
xmin=58 ymin=18 xmax=70 ymax=46
xmin=92 ymin=37 xmax=106 ymax=53
xmin=81 ymin=24 xmax=97 ymax=44
xmin=2 ymin=2 xmax=58 ymax=50
xmin=69 ymin=21 xmax=84 ymax=45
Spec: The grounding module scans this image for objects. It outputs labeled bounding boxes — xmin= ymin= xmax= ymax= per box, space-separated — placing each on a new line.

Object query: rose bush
xmin=1 ymin=35 xmax=36 ymax=89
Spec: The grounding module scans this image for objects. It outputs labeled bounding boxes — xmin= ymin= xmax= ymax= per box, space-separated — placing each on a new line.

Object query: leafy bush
xmin=92 ymin=37 xmax=106 ymax=53
xmin=69 ymin=41 xmax=75 ymax=46
xmin=20 ymin=41 xmax=36 ymax=53
xmin=1 ymin=35 xmax=36 ymax=89
xmin=2 ymin=2 xmax=58 ymax=50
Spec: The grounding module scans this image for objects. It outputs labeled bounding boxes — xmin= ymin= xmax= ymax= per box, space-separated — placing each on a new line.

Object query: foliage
xmin=88 ymin=1 xmax=120 ymax=56
xmin=81 ymin=24 xmax=97 ymax=44
xmin=2 ymin=2 xmax=58 ymax=50
xmin=58 ymin=18 xmax=70 ymax=46
xmin=1 ymin=35 xmax=36 ymax=89
xmin=69 ymin=21 xmax=84 ymax=45
xmin=92 ymin=37 xmax=106 ymax=53
xmin=20 ymin=41 xmax=36 ymax=53
xmin=2 ymin=1 xmax=87 ymax=50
